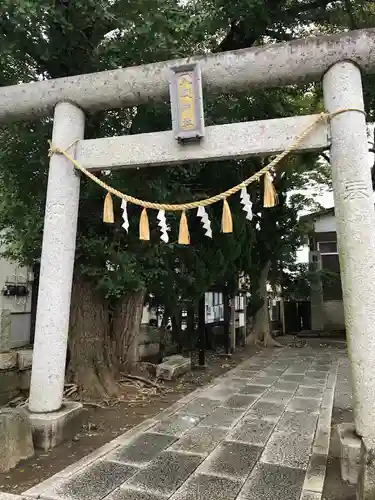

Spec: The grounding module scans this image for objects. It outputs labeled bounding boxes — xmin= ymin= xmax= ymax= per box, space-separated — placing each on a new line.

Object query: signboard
xmin=169 ymin=63 xmax=205 ymax=142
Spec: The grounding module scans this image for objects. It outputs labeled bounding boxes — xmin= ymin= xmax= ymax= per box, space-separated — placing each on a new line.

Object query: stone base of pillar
xmin=337 ymin=423 xmax=361 ymax=485
xmin=357 ymin=437 xmax=375 ymax=499
xmin=28 ymin=401 xmax=83 ymax=451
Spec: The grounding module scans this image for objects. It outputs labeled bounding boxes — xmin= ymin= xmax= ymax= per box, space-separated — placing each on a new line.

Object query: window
xmin=205 ymin=291 xmax=224 ymax=323
xmin=318 ymin=241 xmax=337 ymax=255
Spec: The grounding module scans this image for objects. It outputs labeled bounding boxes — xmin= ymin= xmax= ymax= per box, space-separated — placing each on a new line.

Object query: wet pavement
xmin=18 ymin=346 xmax=342 ymax=500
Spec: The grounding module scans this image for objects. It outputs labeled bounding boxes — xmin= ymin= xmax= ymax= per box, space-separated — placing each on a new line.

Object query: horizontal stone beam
xmin=76 ymin=114 xmax=329 ymax=170
xmin=0 ymin=29 xmax=374 ymax=123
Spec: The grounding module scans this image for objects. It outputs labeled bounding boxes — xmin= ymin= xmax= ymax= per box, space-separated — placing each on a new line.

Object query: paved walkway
xmin=21 ymin=347 xmax=342 ymax=500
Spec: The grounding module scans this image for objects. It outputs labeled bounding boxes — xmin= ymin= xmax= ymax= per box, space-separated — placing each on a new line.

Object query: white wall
xmin=314 ymin=213 xmax=336 ymax=233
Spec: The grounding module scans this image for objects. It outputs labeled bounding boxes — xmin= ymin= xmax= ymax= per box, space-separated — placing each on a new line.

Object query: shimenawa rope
xmin=48 ymin=108 xmax=364 ymax=212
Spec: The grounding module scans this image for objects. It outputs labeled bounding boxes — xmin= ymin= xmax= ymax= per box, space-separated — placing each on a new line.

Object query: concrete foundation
xmin=337 ymin=423 xmax=361 ymax=485
xmin=0 ymin=408 xmax=34 ymax=473
xmin=28 ymin=401 xmax=83 ymax=451
xmin=357 ymin=438 xmax=375 ymax=500
xmin=156 ymin=355 xmax=191 ymax=381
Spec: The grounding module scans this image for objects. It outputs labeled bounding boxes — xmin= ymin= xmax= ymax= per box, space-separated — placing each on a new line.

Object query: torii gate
xmin=1 ymin=28 xmax=375 ymax=494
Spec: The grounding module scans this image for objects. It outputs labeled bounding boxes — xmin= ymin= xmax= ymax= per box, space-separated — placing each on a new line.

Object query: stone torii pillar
xmin=323 ymin=61 xmax=375 ymax=498
xmin=28 ymin=102 xmax=84 ymax=448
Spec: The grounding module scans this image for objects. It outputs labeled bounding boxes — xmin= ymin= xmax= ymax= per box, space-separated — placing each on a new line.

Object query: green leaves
xmin=0 ymin=0 xmax=371 ymax=314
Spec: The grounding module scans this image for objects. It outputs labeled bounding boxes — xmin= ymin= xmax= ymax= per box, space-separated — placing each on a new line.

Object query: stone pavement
xmin=19 ymin=347 xmax=342 ymax=500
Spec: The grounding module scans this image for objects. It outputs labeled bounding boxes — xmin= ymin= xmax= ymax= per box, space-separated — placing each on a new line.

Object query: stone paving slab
xmin=237 ymin=463 xmax=306 ymax=500
xmin=40 ymin=461 xmax=138 ymax=500
xmin=106 ymin=488 xmax=164 ymax=500
xmin=169 ymin=425 xmax=227 ymax=455
xmin=260 ymin=389 xmax=293 ymax=405
xmin=295 ymin=386 xmax=324 ymax=399
xmin=148 ymin=414 xmax=201 ymax=437
xmin=19 ymin=348 xmax=343 ymax=500
xmin=303 ymin=453 xmax=327 ymax=493
xmin=244 ymin=402 xmax=286 ymax=422
xmin=274 ymin=411 xmax=318 ymax=437
xmin=179 ymin=398 xmax=221 ymax=416
xmin=170 ymin=473 xmax=242 ymax=500
xmin=287 ymin=397 xmax=322 ymax=413
xmin=224 ymin=394 xmax=258 ymax=409
xmin=228 ymin=418 xmax=275 ymax=446
xmin=238 ymin=384 xmax=268 ymax=396
xmin=260 ymin=430 xmax=312 ymax=470
xmin=198 ymin=441 xmax=262 ymax=480
xmin=126 ymin=451 xmax=203 ymax=496
xmin=111 ymin=433 xmax=177 ymax=466
xmin=198 ymin=406 xmax=245 ymax=428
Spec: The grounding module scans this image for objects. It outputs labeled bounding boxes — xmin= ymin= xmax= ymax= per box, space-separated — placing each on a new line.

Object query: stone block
xmin=239 ymin=385 xmax=267 ymax=396
xmin=260 ymin=390 xmax=293 ymax=405
xmin=112 ymin=432 xmax=176 ymax=466
xmin=337 ymin=423 xmax=361 ymax=485
xmin=40 ymin=460 xmax=138 ymax=500
xmin=28 ymin=401 xmax=83 ymax=451
xmin=107 ymin=489 xmax=164 ymax=500
xmin=303 ymin=454 xmax=327 ymax=493
xmin=181 ymin=397 xmax=221 ymax=416
xmin=170 ymin=425 xmax=227 ymax=455
xmin=199 ymin=407 xmax=245 ymax=428
xmin=170 ymin=473 xmax=242 ymax=500
xmin=19 ymin=370 xmax=31 ymax=391
xmin=229 ymin=418 xmax=274 ymax=446
xmin=17 ymin=349 xmax=33 ymax=371
xmin=149 ymin=413 xmax=201 ymax=437
xmin=261 ymin=430 xmax=313 ymax=470
xmin=280 ymin=374 xmax=305 ymax=382
xmin=199 ymin=441 xmax=261 ymax=480
xmin=0 ymin=408 xmax=34 ymax=473
xmin=156 ymin=355 xmax=190 ymax=380
xmin=224 ymin=394 xmax=257 ymax=409
xmin=296 ymin=386 xmax=324 ymax=399
xmin=127 ymin=451 xmax=203 ymax=496
xmin=0 ymin=351 xmax=17 ymax=370
xmin=250 ymin=376 xmax=278 ymax=386
xmin=275 ymin=411 xmax=318 ymax=438
xmin=287 ymin=397 xmax=321 ymax=413
xmin=245 ymin=402 xmax=285 ymax=423
xmin=330 ymin=424 xmax=341 ymax=459
xmin=273 ymin=381 xmax=299 ymax=392
xmin=357 ymin=437 xmax=375 ymax=500
xmin=238 ymin=463 xmax=305 ymax=500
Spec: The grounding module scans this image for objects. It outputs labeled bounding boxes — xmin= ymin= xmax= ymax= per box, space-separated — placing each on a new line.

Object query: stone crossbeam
xmin=76 ymin=114 xmax=329 ymax=171
xmin=0 ymin=29 xmax=374 ymax=122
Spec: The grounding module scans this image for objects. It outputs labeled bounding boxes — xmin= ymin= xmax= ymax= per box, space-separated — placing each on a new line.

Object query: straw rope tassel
xmin=222 ymin=199 xmax=233 ymax=233
xmin=263 ymin=173 xmax=277 ymax=208
xmin=103 ymin=192 xmax=114 ymax=223
xmin=178 ymin=211 xmax=190 ymax=245
xmin=139 ymin=208 xmax=150 ymax=241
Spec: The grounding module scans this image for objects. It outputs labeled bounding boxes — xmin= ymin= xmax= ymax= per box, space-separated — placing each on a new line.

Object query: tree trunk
xmin=248 ymin=261 xmax=282 ymax=348
xmin=171 ymin=309 xmax=183 ymax=353
xmin=112 ymin=290 xmax=146 ymax=373
xmin=68 ymin=274 xmax=120 ymax=399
